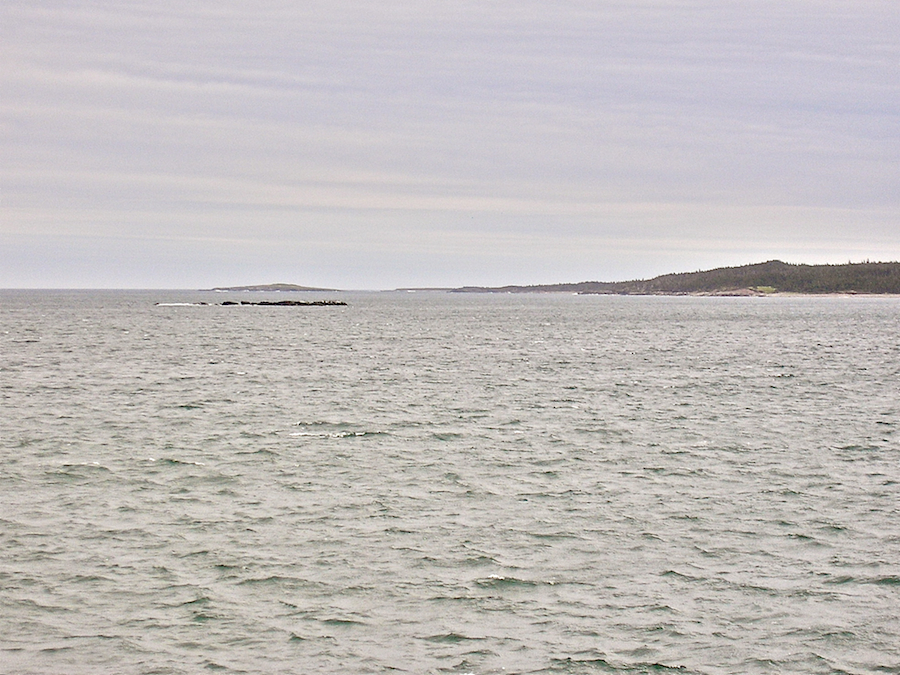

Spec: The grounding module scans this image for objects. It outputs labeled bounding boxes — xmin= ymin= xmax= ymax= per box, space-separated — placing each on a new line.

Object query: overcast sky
xmin=2 ymin=1 xmax=898 ymax=288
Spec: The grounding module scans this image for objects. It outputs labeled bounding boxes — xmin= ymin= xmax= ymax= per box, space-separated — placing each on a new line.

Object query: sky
xmin=2 ymin=0 xmax=898 ymax=289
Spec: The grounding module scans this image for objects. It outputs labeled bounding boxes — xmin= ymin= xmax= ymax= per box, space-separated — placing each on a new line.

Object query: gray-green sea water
xmin=2 ymin=290 xmax=899 ymax=674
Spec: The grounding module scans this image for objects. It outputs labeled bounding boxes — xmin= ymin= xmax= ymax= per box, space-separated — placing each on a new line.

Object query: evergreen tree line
xmin=454 ymin=261 xmax=900 ymax=294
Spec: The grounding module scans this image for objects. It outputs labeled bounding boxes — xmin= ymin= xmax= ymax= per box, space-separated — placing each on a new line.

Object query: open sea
xmin=1 ymin=290 xmax=899 ymax=675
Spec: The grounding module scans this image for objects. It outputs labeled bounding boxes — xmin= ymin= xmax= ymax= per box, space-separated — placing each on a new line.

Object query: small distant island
xmin=220 ymin=300 xmax=346 ymax=306
xmin=452 ymin=260 xmax=900 ymax=296
xmin=211 ymin=283 xmax=338 ymax=292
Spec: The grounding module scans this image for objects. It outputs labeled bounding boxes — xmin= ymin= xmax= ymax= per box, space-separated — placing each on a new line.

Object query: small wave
xmin=38 ymin=645 xmax=75 ymax=654
xmin=548 ymin=655 xmax=688 ymax=673
xmin=176 ymin=549 xmax=211 ymax=558
xmin=290 ymin=430 xmax=386 ymax=438
xmin=152 ymin=458 xmax=205 ymax=466
xmin=295 ymin=420 xmax=352 ymax=428
xmin=293 ymin=420 xmax=389 ymax=438
xmin=660 ymin=570 xmax=690 ymax=579
xmin=787 ymin=532 xmax=820 ymax=542
xmin=474 ymin=574 xmax=546 ymax=589
xmin=178 ymin=596 xmax=212 ymax=607
xmin=45 ymin=464 xmax=113 ymax=482
xmin=423 ymin=632 xmax=484 ymax=644
xmin=432 ymin=432 xmax=465 ymax=441
xmin=155 ymin=302 xmax=209 ymax=306
xmin=57 ymin=462 xmax=111 ymax=472
xmin=871 ymin=575 xmax=900 ymax=586
xmin=529 ymin=531 xmax=581 ymax=541
xmin=235 ymin=447 xmax=279 ymax=457
xmin=632 ymin=664 xmax=689 ymax=672
xmin=237 ymin=575 xmax=304 ymax=586
xmin=15 ymin=598 xmax=75 ymax=614
xmin=320 ymin=617 xmax=366 ymax=627
xmin=69 ymin=574 xmax=113 ymax=584
xmin=823 ymin=575 xmax=855 ymax=585
xmin=548 ymin=659 xmax=688 ymax=673
xmin=200 ymin=659 xmax=229 ymax=670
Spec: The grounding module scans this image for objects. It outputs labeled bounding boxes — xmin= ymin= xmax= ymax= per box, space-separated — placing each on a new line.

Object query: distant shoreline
xmin=449 ymin=260 xmax=900 ymax=296
xmin=209 ymin=283 xmax=339 ymax=292
xmin=205 ymin=260 xmax=900 ymax=296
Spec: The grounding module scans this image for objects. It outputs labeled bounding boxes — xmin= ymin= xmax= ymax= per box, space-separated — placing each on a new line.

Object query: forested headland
xmin=452 ymin=261 xmax=900 ymax=295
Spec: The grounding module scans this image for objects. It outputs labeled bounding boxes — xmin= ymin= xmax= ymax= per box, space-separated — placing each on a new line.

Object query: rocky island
xmin=220 ymin=300 xmax=346 ymax=306
xmin=211 ymin=283 xmax=338 ymax=292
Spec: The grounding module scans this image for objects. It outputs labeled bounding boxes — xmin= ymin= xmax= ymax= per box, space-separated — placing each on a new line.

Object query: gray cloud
xmin=2 ymin=0 xmax=898 ymax=287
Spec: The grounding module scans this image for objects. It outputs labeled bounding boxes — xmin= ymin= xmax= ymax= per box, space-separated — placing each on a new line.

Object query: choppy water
xmin=2 ymin=290 xmax=899 ymax=675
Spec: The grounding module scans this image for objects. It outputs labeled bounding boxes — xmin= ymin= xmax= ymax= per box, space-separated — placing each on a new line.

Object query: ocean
xmin=1 ymin=290 xmax=898 ymax=674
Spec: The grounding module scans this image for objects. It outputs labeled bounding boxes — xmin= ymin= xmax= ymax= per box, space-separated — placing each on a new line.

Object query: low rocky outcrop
xmin=220 ymin=300 xmax=347 ymax=306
